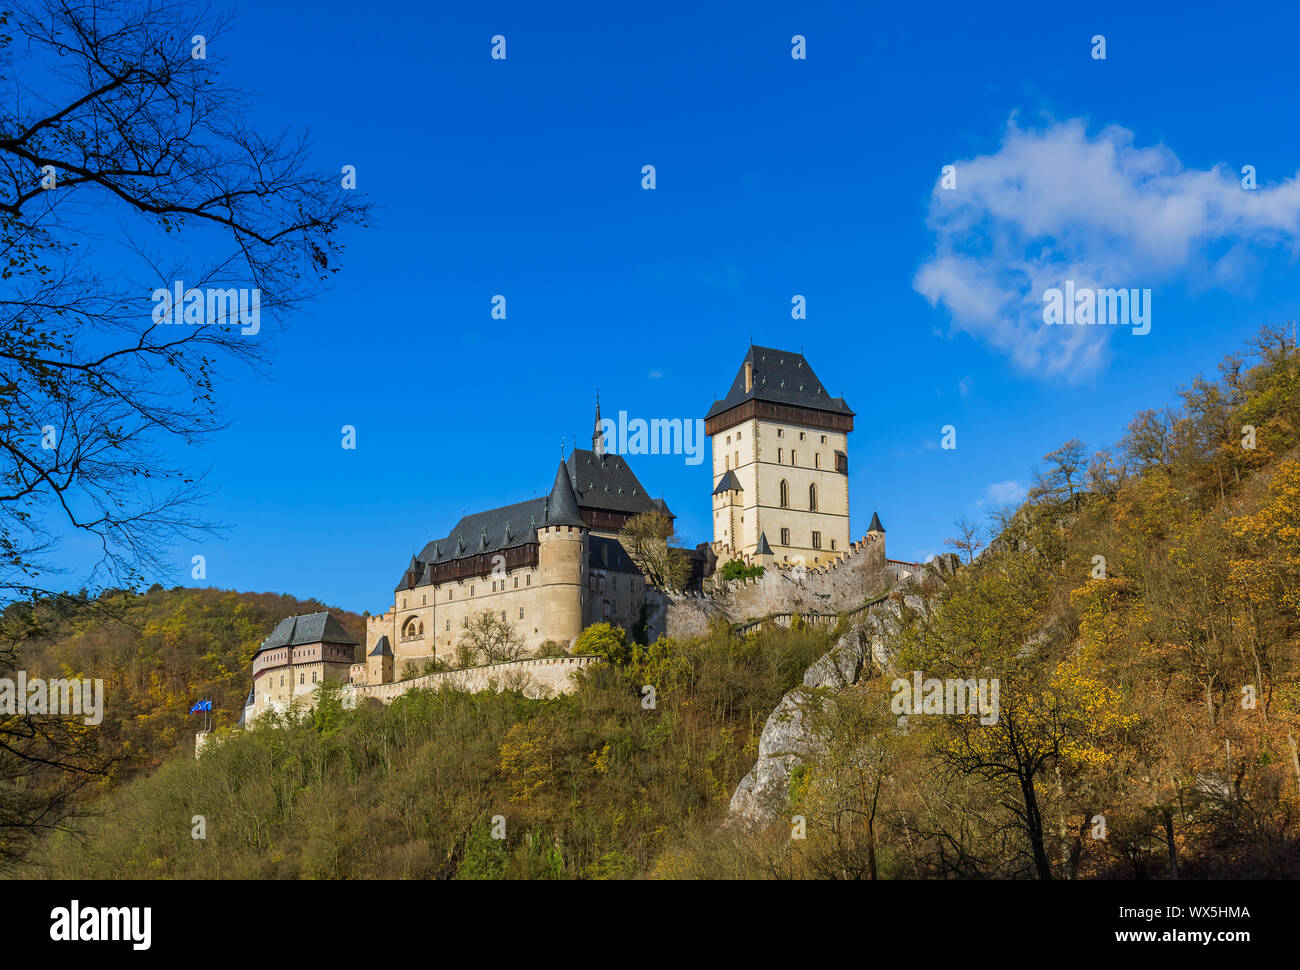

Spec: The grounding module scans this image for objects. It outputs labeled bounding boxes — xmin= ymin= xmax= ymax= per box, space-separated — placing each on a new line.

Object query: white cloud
xmin=915 ymin=117 xmax=1300 ymax=379
xmin=980 ymin=479 xmax=1026 ymax=507
xmin=958 ymin=374 xmax=975 ymax=401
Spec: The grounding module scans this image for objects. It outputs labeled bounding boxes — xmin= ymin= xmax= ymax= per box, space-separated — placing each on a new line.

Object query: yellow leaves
xmin=588 ymin=742 xmax=611 ymax=776
xmin=1229 ymin=459 xmax=1300 ymax=615
xmin=497 ymin=720 xmax=561 ymax=804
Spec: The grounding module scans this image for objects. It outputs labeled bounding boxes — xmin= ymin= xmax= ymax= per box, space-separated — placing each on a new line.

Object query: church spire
xmin=592 ymin=391 xmax=605 ymax=455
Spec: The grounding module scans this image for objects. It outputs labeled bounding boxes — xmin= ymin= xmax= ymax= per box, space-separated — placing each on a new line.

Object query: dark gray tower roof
xmin=369 ymin=635 xmax=393 ymax=657
xmin=544 ymin=460 xmax=586 ymax=527
xmin=756 ymin=531 xmax=774 ymax=556
xmin=256 ymin=612 xmax=358 ymax=655
xmin=712 ymin=469 xmax=743 ymax=494
xmin=706 ymin=345 xmax=854 ymax=422
xmin=868 ymin=511 xmax=885 ymax=533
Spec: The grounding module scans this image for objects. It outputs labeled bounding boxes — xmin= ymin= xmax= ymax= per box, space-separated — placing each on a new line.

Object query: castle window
xmin=514 ymin=577 xmax=519 ymax=589
xmin=422 ymin=594 xmax=426 ymax=605
xmin=448 ymin=590 xmax=453 ymax=600
xmin=734 ymin=451 xmax=738 ymax=466
xmin=526 ymin=575 xmax=531 ymax=586
xmin=799 ymin=431 xmax=805 ymax=440
xmin=501 ymin=611 xmax=506 ymax=621
xmin=470 ymin=585 xmax=475 ymax=596
xmin=820 ymin=435 xmax=826 ymax=444
xmin=446 ymin=619 xmax=450 ymax=631
xmin=831 ymin=539 xmax=837 ymax=550
xmin=777 ymin=448 xmax=782 ymax=463
xmin=280 ymin=675 xmax=284 ymax=687
xmin=726 ymin=435 xmax=731 ymax=444
xmin=812 ymin=531 xmax=822 ymax=549
xmin=737 ymin=431 xmax=742 ymax=439
xmin=300 ymin=673 xmax=305 ymax=685
xmin=780 ymin=528 xmax=790 ymax=545
xmin=779 ymin=480 xmax=789 ymax=508
xmin=791 ymin=450 xmax=797 ymax=466
xmin=401 ymin=598 xmax=406 ymax=609
xmin=519 ymin=607 xmax=524 ymax=619
xmin=814 ymin=453 xmax=820 ymax=469
xmin=463 ymin=616 xmax=468 ymax=628
xmin=725 ymin=455 xmax=730 ymax=470
xmin=809 ymin=483 xmax=817 ymax=512
xmin=777 ymin=429 xmax=783 ymax=437
xmin=312 ymin=671 xmax=318 ymax=684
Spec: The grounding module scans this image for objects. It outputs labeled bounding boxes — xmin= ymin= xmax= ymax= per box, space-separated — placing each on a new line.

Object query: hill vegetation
xmin=11 ymin=325 xmax=1300 ymax=879
xmin=0 ymin=588 xmax=363 ymax=864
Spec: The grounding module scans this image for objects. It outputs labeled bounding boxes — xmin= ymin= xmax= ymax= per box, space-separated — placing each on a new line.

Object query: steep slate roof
xmin=369 ymin=635 xmax=394 ymax=657
xmin=712 ymin=469 xmax=743 ymax=494
xmin=868 ymin=511 xmax=885 ymax=533
xmin=706 ymin=345 xmax=854 ymax=421
xmin=256 ymin=612 xmax=358 ymax=655
xmin=544 ymin=460 xmax=586 ymax=528
xmin=566 ymin=448 xmax=670 ymax=518
xmin=756 ymin=531 xmax=774 ymax=556
xmin=588 ymin=535 xmax=641 ymax=574
xmin=398 ymin=460 xmax=591 ymax=590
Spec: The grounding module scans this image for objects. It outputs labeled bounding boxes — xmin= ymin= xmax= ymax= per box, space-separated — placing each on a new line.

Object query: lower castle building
xmin=364 ymin=442 xmax=673 ymax=678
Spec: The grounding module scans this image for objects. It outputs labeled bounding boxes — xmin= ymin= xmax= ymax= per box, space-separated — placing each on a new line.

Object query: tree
xmin=460 ymin=610 xmax=525 ymax=663
xmin=0 ymin=0 xmax=368 ymax=599
xmin=1030 ymin=439 xmax=1088 ymax=506
xmin=573 ymin=621 xmax=630 ymax=665
xmin=0 ymin=0 xmax=367 ymax=863
xmin=618 ymin=511 xmax=691 ymax=590
xmin=944 ymin=516 xmax=982 ymax=565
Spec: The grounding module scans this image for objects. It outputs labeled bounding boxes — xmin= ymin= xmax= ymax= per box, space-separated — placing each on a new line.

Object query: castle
xmin=239 ymin=345 xmax=893 ymax=726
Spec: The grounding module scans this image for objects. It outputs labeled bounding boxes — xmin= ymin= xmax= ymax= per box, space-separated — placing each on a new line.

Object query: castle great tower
xmin=706 ymin=346 xmax=853 ymax=566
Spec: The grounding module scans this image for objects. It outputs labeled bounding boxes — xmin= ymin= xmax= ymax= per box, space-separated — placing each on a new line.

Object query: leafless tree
xmin=0 ymin=0 xmax=369 ymax=600
xmin=619 ymin=510 xmax=691 ymax=590
xmin=460 ymin=610 xmax=525 ymax=663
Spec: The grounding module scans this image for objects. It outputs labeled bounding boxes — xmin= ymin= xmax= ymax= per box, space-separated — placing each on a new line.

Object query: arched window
xmin=809 ymin=483 xmax=817 ymax=512
xmin=779 ymin=479 xmax=789 ymax=508
xmin=402 ymin=616 xmax=420 ymax=639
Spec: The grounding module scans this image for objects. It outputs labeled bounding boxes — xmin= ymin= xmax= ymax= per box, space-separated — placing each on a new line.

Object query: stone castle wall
xmin=342 ymin=654 xmax=598 ymax=704
xmin=667 ymin=533 xmax=929 ymax=635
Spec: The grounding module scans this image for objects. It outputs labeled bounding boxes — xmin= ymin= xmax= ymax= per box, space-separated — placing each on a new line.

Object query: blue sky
xmin=52 ymin=0 xmax=1300 ymax=613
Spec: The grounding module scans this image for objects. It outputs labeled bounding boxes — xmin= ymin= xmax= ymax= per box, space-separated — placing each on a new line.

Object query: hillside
xmin=0 ymin=587 xmax=364 ymax=864
xmin=14 ymin=325 xmax=1300 ymax=879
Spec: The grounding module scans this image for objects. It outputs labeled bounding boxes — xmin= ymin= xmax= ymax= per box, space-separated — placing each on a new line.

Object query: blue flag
xmin=190 ymin=700 xmax=212 ymax=714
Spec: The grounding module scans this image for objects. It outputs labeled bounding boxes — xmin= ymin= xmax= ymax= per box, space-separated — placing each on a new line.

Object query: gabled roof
xmin=369 ymin=635 xmax=394 ymax=658
xmin=706 ymin=345 xmax=853 ymax=422
xmin=256 ymin=612 xmax=358 ymax=655
xmin=868 ymin=511 xmax=885 ymax=533
xmin=566 ymin=448 xmax=670 ymax=517
xmin=756 ymin=531 xmax=774 ymax=556
xmin=712 ymin=470 xmax=743 ymax=494
xmin=412 ymin=496 xmax=546 ymax=570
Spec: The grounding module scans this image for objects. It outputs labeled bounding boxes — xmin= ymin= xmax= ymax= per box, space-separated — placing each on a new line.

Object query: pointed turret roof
xmin=868 ymin=511 xmax=885 ymax=533
xmin=592 ymin=393 xmax=605 ymax=454
xmin=756 ymin=531 xmax=774 ymax=556
xmin=544 ymin=460 xmax=586 ymax=527
xmin=369 ymin=635 xmax=393 ymax=657
xmin=712 ymin=469 xmax=743 ymax=494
